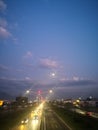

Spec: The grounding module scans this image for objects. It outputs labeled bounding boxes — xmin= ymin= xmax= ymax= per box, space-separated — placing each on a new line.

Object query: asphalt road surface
xmin=12 ymin=119 xmax=40 ymax=130
xmin=12 ymin=103 xmax=71 ymax=130
xmin=12 ymin=103 xmax=43 ymax=130
xmin=40 ymin=106 xmax=71 ymax=130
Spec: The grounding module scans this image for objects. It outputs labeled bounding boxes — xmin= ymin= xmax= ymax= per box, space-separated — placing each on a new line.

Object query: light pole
xmin=24 ymin=89 xmax=54 ymax=103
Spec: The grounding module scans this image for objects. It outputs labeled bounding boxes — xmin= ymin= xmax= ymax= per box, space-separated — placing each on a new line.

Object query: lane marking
xmin=53 ymin=111 xmax=72 ymax=130
xmin=44 ymin=117 xmax=46 ymax=130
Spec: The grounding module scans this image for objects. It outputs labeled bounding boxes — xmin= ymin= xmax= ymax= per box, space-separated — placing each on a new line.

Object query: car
xmin=86 ymin=112 xmax=92 ymax=116
xmin=21 ymin=118 xmax=28 ymax=124
xmin=33 ymin=115 xmax=39 ymax=120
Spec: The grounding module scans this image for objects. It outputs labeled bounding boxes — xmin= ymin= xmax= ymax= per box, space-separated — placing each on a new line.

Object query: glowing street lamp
xmin=26 ymin=90 xmax=30 ymax=94
xmin=49 ymin=90 xmax=53 ymax=93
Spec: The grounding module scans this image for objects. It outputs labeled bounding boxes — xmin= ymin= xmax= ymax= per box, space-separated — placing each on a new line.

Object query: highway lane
xmin=11 ymin=103 xmax=44 ymax=130
xmin=41 ymin=106 xmax=71 ymax=130
xmin=55 ymin=104 xmax=98 ymax=119
xmin=9 ymin=102 xmax=72 ymax=130
xmin=12 ymin=119 xmax=40 ymax=130
xmin=71 ymin=108 xmax=98 ymax=118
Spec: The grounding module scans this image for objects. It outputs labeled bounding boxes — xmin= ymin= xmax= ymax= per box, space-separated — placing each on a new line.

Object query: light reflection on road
xmin=31 ymin=120 xmax=39 ymax=130
xmin=20 ymin=125 xmax=25 ymax=130
xmin=18 ymin=119 xmax=39 ymax=130
xmin=12 ymin=102 xmax=44 ymax=130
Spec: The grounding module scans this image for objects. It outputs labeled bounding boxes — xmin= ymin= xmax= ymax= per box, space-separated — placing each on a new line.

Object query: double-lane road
xmin=12 ymin=103 xmax=71 ymax=130
xmin=41 ymin=106 xmax=71 ymax=130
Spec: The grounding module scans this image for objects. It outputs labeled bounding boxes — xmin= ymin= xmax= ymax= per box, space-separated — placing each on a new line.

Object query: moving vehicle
xmin=33 ymin=115 xmax=39 ymax=120
xmin=21 ymin=118 xmax=28 ymax=124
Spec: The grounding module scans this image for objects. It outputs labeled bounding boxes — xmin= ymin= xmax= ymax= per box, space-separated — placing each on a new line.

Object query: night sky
xmin=0 ymin=0 xmax=98 ymax=99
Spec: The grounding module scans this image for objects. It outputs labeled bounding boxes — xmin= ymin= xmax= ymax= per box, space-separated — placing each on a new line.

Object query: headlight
xmin=21 ymin=121 xmax=24 ymax=123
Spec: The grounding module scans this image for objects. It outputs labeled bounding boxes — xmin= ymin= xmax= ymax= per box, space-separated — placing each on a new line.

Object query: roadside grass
xmin=52 ymin=105 xmax=98 ymax=130
xmin=0 ymin=107 xmax=35 ymax=130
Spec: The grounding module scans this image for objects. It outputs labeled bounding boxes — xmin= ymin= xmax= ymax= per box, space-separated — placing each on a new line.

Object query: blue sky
xmin=0 ymin=0 xmax=98 ymax=99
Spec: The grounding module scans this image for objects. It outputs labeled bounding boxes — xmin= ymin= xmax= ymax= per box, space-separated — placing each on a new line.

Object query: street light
xmin=49 ymin=90 xmax=53 ymax=93
xmin=38 ymin=90 xmax=41 ymax=95
xmin=26 ymin=90 xmax=30 ymax=94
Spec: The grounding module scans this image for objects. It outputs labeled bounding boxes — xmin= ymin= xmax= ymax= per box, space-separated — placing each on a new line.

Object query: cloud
xmin=0 ymin=0 xmax=7 ymax=12
xmin=0 ymin=64 xmax=9 ymax=71
xmin=23 ymin=51 xmax=33 ymax=59
xmin=12 ymin=37 xmax=19 ymax=44
xmin=0 ymin=18 xmax=12 ymax=39
xmin=0 ymin=1 xmax=17 ymax=42
xmin=0 ymin=1 xmax=10 ymax=39
xmin=39 ymin=58 xmax=58 ymax=69
xmin=73 ymin=76 xmax=79 ymax=81
xmin=0 ymin=77 xmax=98 ymax=99
xmin=0 ymin=18 xmax=7 ymax=27
xmin=25 ymin=77 xmax=32 ymax=80
xmin=0 ymin=78 xmax=37 ymax=96
xmin=0 ymin=25 xmax=18 ymax=43
xmin=0 ymin=26 xmax=12 ymax=38
xmin=58 ymin=79 xmax=97 ymax=87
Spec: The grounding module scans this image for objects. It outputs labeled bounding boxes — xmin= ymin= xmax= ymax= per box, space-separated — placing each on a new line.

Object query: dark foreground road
xmin=10 ymin=103 xmax=71 ymax=130
xmin=40 ymin=106 xmax=71 ymax=130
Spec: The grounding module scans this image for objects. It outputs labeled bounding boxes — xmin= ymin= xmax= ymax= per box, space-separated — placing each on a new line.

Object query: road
xmin=40 ymin=106 xmax=71 ymax=130
xmin=11 ymin=103 xmax=71 ymax=130
xmin=56 ymin=104 xmax=98 ymax=119
xmin=12 ymin=119 xmax=40 ymax=130
xmin=71 ymin=108 xmax=98 ymax=118
xmin=12 ymin=103 xmax=43 ymax=130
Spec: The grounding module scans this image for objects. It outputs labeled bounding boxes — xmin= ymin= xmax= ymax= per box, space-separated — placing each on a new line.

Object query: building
xmin=16 ymin=96 xmax=28 ymax=105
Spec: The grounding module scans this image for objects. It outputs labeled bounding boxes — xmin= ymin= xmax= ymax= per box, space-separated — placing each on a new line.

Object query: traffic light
xmin=38 ymin=90 xmax=41 ymax=95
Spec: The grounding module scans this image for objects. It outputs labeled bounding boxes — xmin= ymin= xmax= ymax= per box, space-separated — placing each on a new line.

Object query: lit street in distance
xmin=12 ymin=102 xmax=44 ymax=130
